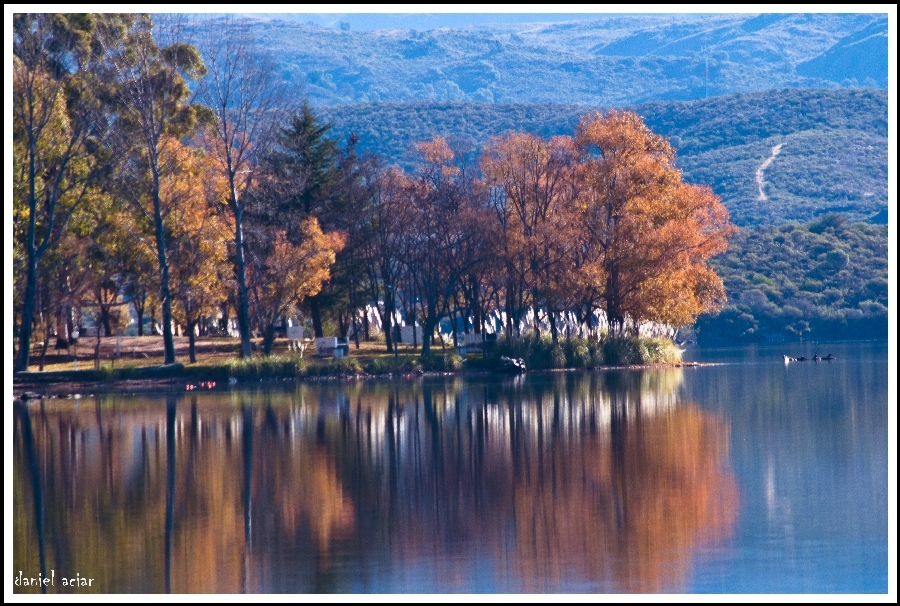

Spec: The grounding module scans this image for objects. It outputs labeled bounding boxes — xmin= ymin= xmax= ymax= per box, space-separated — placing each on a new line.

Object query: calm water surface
xmin=13 ymin=342 xmax=888 ymax=594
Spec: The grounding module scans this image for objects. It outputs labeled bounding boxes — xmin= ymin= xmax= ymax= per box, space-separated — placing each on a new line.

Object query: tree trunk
xmin=220 ymin=300 xmax=229 ymax=335
xmin=451 ymin=307 xmax=459 ymax=348
xmin=421 ymin=307 xmax=436 ymax=357
xmin=310 ymin=295 xmax=324 ymax=338
xmin=94 ymin=330 xmax=102 ymax=370
xmin=383 ymin=297 xmax=394 ymax=354
xmin=15 ymin=225 xmax=38 ymax=373
xmin=133 ymin=295 xmax=146 ymax=337
xmin=149 ymin=304 xmax=158 ymax=335
xmin=606 ymin=269 xmax=624 ymax=337
xmin=504 ymin=286 xmax=515 ymax=340
xmin=385 ymin=305 xmax=394 ymax=353
xmin=38 ymin=315 xmax=52 ymax=371
xmin=472 ymin=278 xmax=482 ymax=335
xmin=188 ymin=319 xmax=197 ymax=363
xmin=15 ymin=132 xmax=41 ymax=373
xmin=337 ymin=312 xmax=347 ymax=339
xmin=150 ymin=172 xmax=177 ymax=364
xmin=55 ymin=312 xmax=68 ymax=350
xmin=232 ymin=203 xmax=253 ymax=359
xmin=101 ymin=304 xmax=113 ymax=337
xmin=262 ymin=322 xmax=276 ymax=356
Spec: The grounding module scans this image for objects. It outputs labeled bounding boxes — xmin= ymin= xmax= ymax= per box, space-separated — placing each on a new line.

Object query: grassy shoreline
xmin=13 ymin=334 xmax=689 ymax=398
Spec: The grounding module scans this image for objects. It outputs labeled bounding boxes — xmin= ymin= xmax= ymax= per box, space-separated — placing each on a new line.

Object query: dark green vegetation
xmin=696 ymin=217 xmax=888 ymax=344
xmin=320 ymin=88 xmax=888 ymax=227
xmin=185 ymin=13 xmax=887 ymax=106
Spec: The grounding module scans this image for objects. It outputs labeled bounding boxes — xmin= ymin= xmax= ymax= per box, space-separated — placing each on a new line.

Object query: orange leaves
xmin=197 ymin=126 xmax=254 ymax=195
xmin=280 ymin=218 xmax=345 ymax=302
xmin=248 ymin=217 xmax=344 ymax=322
xmin=416 ymin=136 xmax=455 ymax=166
xmin=415 ymin=136 xmax=459 ymax=181
xmin=569 ymin=111 xmax=735 ymax=331
xmin=480 ymin=111 xmax=735 ymax=333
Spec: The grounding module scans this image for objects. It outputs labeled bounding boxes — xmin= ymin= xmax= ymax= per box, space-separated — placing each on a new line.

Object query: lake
xmin=12 ymin=341 xmax=889 ymax=594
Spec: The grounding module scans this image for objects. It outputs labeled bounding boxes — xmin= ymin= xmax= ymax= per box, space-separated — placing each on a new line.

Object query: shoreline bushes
xmin=491 ymin=334 xmax=683 ymax=369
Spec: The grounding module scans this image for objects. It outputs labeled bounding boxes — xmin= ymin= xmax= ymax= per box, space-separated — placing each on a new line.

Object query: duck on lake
xmin=783 ymin=353 xmax=835 ymax=363
xmin=783 ymin=355 xmax=808 ymax=362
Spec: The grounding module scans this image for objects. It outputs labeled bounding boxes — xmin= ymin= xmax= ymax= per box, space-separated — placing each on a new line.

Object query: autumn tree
xmin=574 ymin=111 xmax=734 ymax=335
xmin=358 ymin=163 xmax=416 ymax=353
xmin=81 ymin=200 xmax=140 ymax=339
xmin=102 ymin=14 xmax=207 ymax=364
xmin=12 ymin=13 xmax=123 ymax=371
xmin=120 ymin=233 xmax=159 ymax=337
xmin=480 ymin=133 xmax=579 ymax=340
xmin=258 ymin=103 xmax=361 ymax=339
xmin=159 ymin=138 xmax=230 ymax=363
xmin=198 ymin=16 xmax=290 ymax=358
xmin=245 ymin=219 xmax=345 ymax=355
xmin=404 ymin=138 xmax=490 ymax=356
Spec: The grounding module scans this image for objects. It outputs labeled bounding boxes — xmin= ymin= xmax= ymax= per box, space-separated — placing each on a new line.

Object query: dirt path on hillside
xmin=756 ymin=142 xmax=783 ymax=201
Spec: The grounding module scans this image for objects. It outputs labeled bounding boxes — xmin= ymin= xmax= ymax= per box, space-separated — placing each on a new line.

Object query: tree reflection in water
xmin=13 ymin=369 xmax=738 ymax=593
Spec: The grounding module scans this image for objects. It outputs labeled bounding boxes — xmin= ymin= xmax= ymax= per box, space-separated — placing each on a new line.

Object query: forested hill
xmin=186 ymin=13 xmax=887 ymax=106
xmin=320 ymin=88 xmax=888 ymax=227
xmin=697 ymin=219 xmax=887 ymax=344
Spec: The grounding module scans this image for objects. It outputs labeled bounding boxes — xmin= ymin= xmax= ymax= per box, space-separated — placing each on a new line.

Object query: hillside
xmin=185 ymin=12 xmax=888 ymax=106
xmin=318 ymin=89 xmax=888 ymax=227
xmin=696 ymin=219 xmax=888 ymax=344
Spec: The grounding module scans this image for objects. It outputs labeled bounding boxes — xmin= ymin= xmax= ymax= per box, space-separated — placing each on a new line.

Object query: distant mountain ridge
xmin=796 ymin=19 xmax=888 ymax=86
xmin=185 ymin=12 xmax=888 ymax=106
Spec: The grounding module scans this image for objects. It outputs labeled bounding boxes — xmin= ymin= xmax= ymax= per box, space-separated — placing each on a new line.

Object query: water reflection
xmin=14 ymin=368 xmax=738 ymax=593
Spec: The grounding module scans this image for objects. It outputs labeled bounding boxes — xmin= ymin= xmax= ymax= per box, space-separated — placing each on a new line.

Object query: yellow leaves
xmin=198 ymin=126 xmax=254 ymax=193
xmin=577 ymin=110 xmax=673 ymax=161
xmin=157 ymin=135 xmax=224 ymax=225
xmin=153 ymin=136 xmax=230 ymax=324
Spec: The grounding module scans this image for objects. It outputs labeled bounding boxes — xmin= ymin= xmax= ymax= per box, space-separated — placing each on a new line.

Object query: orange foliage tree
xmin=574 ymin=110 xmax=735 ymax=335
xmin=246 ymin=218 xmax=345 ymax=355
xmin=198 ymin=16 xmax=291 ymax=359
